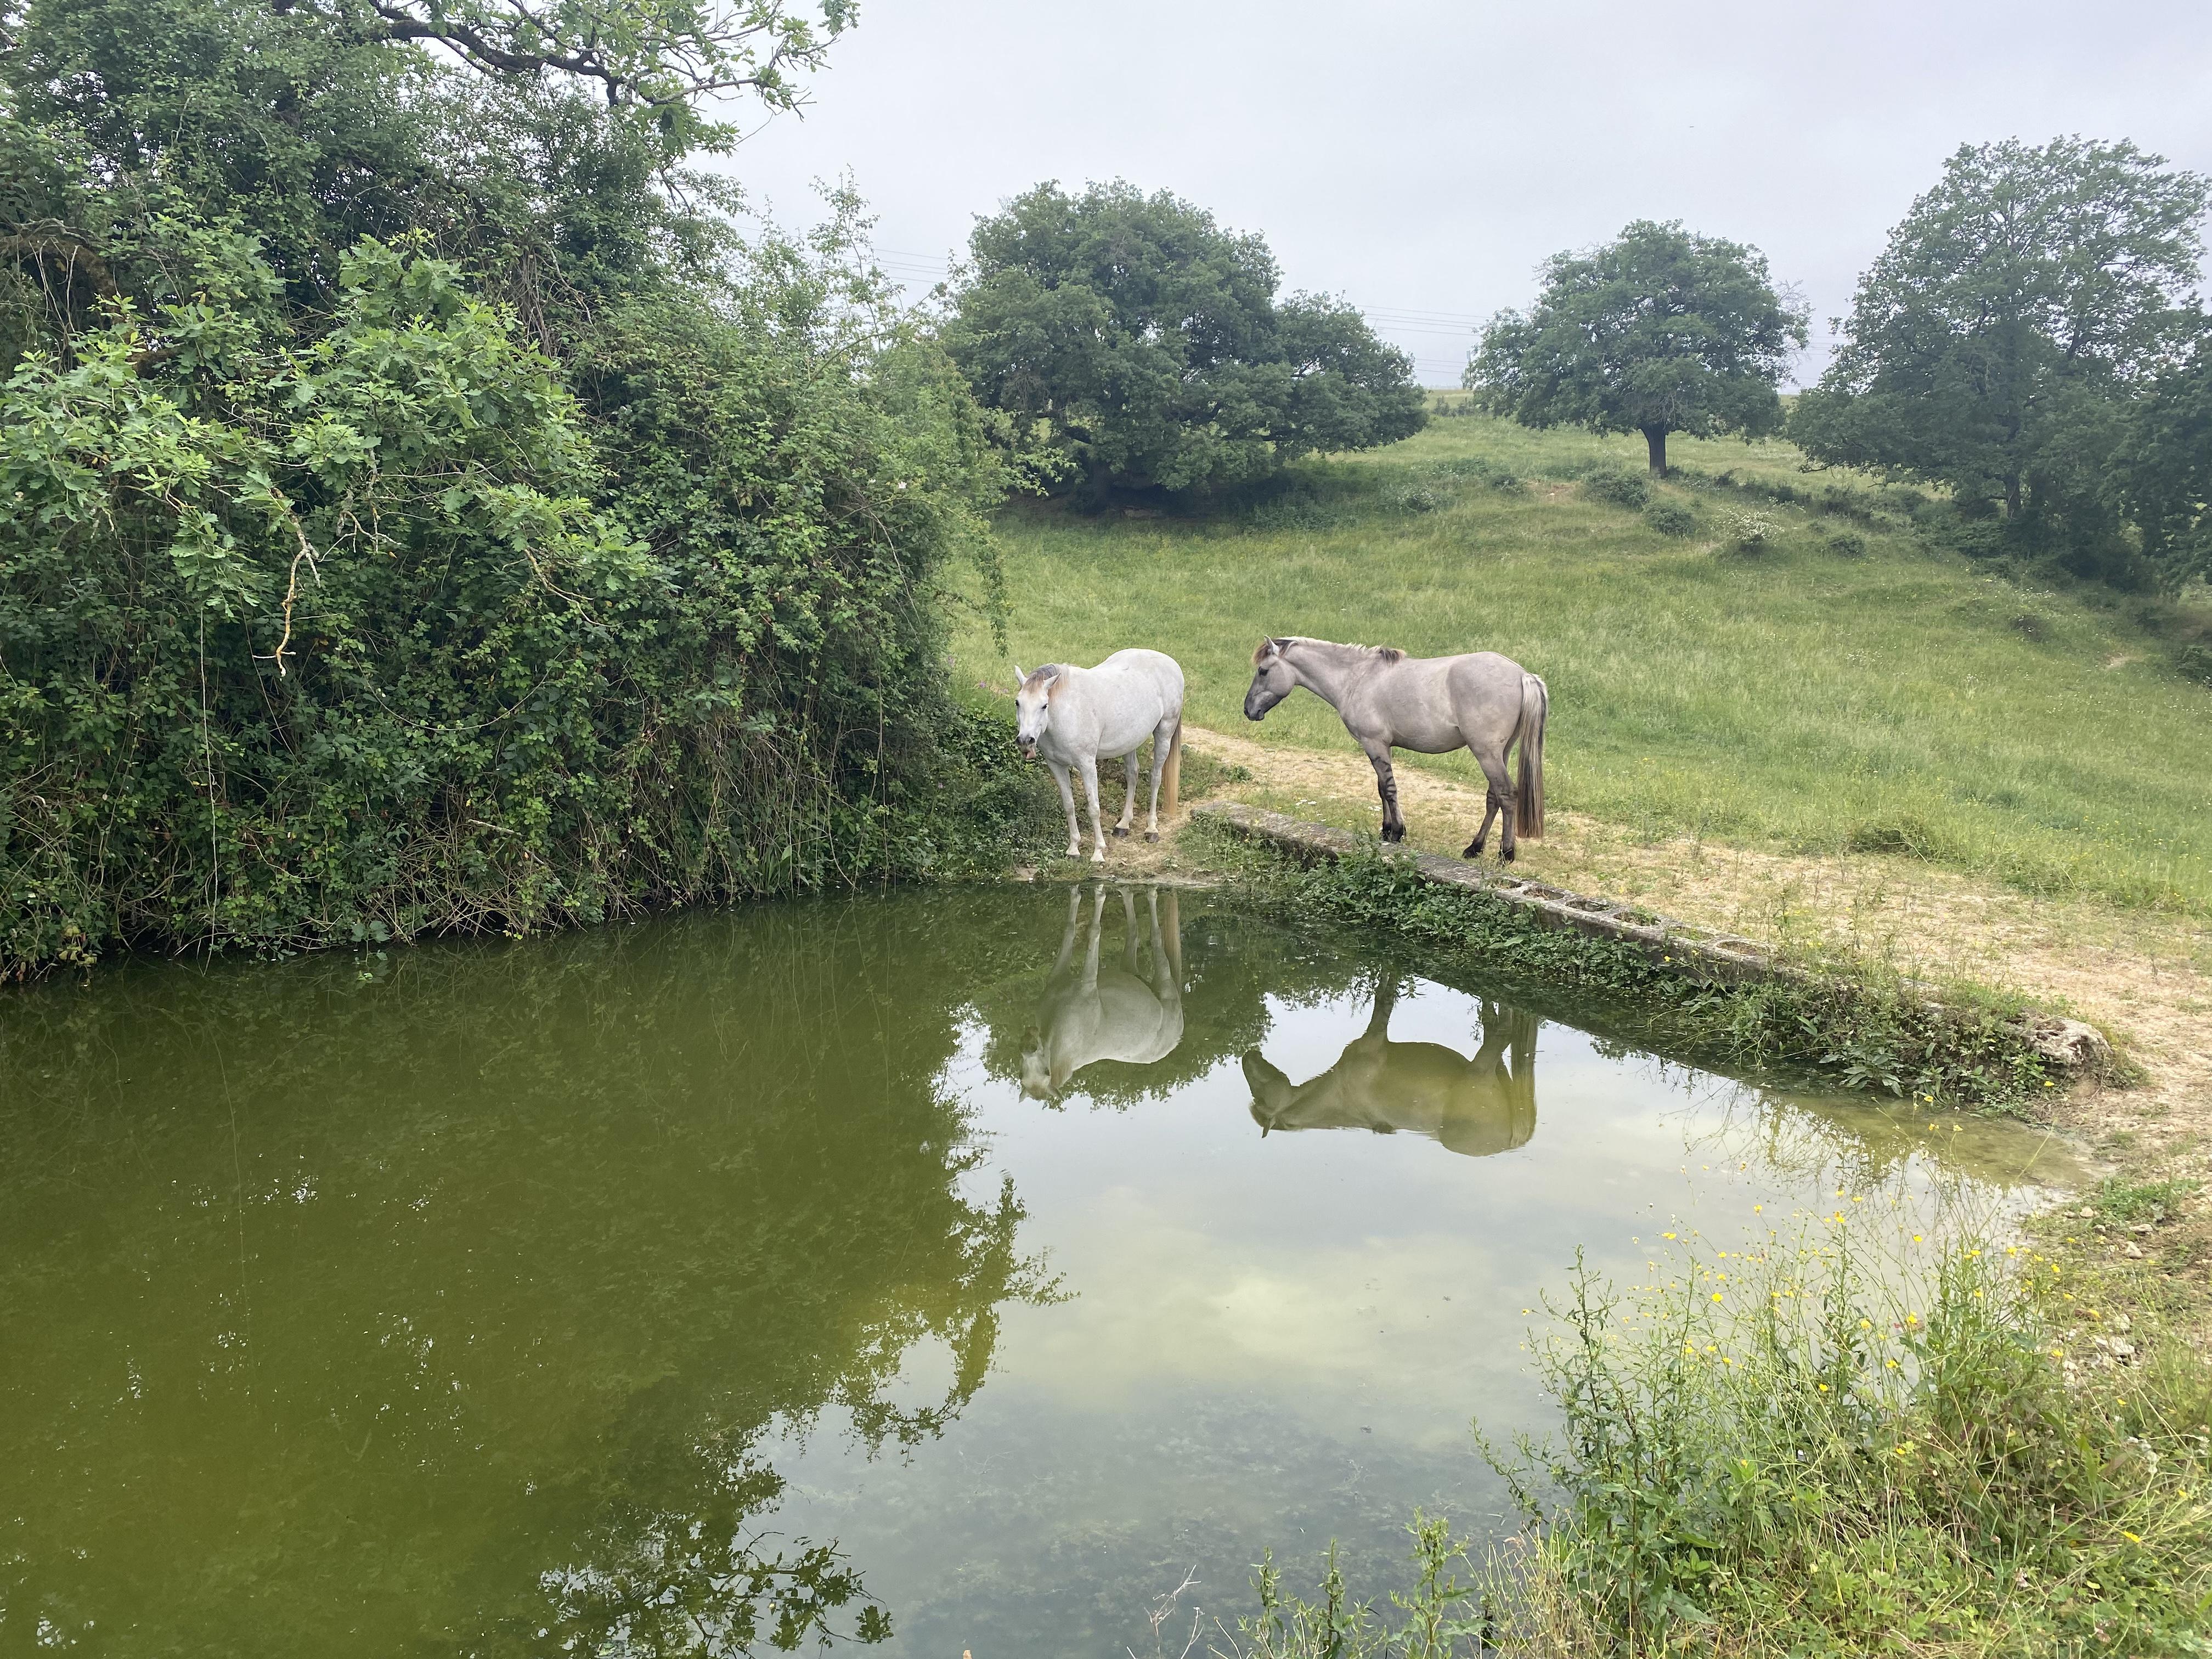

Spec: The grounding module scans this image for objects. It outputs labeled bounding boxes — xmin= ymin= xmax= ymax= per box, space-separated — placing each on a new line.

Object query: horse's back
xmin=1080 ymin=648 xmax=1183 ymax=751
xmin=1440 ymin=651 xmax=1530 ymax=747
xmin=1096 ymin=648 xmax=1184 ymax=706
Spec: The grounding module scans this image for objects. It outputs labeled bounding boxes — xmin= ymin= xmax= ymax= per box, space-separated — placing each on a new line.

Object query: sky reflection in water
xmin=0 ymin=884 xmax=2075 ymax=1657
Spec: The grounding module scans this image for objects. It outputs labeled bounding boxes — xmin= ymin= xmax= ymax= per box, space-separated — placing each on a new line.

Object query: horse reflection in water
xmin=1020 ymin=885 xmax=1186 ymax=1101
xmin=1242 ymin=976 xmax=1538 ymax=1157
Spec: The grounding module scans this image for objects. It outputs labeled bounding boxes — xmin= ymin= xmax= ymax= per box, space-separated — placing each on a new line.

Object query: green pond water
xmin=1 ymin=883 xmax=2079 ymax=1657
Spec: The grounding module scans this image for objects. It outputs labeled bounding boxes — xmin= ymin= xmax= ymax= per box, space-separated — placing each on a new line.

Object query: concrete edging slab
xmin=1192 ymin=801 xmax=2111 ymax=1075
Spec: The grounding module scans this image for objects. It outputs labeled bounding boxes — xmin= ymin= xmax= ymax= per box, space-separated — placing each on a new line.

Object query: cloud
xmin=718 ymin=0 xmax=2212 ymax=386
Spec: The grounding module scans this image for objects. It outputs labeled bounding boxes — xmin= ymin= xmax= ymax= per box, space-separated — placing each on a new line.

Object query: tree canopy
xmin=945 ymin=180 xmax=1425 ymax=499
xmin=0 ymin=0 xmax=1025 ymax=978
xmin=1791 ymin=137 xmax=2210 ymax=584
xmin=1464 ymin=220 xmax=1807 ymax=475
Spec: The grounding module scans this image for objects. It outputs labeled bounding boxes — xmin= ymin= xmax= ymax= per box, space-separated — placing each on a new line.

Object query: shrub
xmin=1578 ymin=464 xmax=1653 ymax=509
xmin=1825 ymin=528 xmax=1869 ymax=557
xmin=1381 ymin=481 xmax=1444 ymax=515
xmin=1428 ymin=455 xmax=1525 ymax=492
xmin=0 ymin=236 xmax=1018 ymax=975
xmin=1476 ymin=1232 xmax=2212 ymax=1655
xmin=1723 ymin=510 xmax=1780 ymax=552
xmin=1643 ymin=499 xmax=1698 ymax=538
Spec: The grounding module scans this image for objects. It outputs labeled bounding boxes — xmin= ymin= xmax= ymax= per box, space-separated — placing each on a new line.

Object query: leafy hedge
xmin=0 ymin=0 xmax=1035 ymax=976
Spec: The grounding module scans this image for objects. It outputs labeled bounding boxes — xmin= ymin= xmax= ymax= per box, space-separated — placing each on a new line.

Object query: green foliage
xmin=1223 ymin=1525 xmax=1493 ymax=1659
xmin=1479 ymin=1237 xmax=2212 ymax=1655
xmin=2120 ymin=335 xmax=2212 ymax=588
xmin=1424 ymin=453 xmax=1525 ymax=492
xmin=2090 ymin=1175 xmax=2200 ymax=1227
xmin=1644 ymin=498 xmax=1699 ymax=538
xmin=945 ymin=180 xmax=1426 ymax=499
xmin=1722 ymin=510 xmax=1780 ymax=554
xmin=1793 ymin=137 xmax=2211 ymax=590
xmin=0 ymin=0 xmax=1035 ymax=975
xmin=1466 ymin=220 xmax=1808 ymax=473
xmin=1579 ymin=463 xmax=1653 ymax=509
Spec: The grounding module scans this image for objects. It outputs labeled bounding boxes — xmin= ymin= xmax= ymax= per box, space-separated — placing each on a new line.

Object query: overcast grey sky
xmin=720 ymin=0 xmax=2212 ymax=386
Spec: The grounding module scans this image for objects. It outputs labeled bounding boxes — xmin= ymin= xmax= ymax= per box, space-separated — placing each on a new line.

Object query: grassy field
xmin=951 ymin=415 xmax=2212 ymax=916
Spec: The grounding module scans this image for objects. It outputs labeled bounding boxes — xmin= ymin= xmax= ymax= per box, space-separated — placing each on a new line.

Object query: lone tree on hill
xmin=1791 ymin=137 xmax=2209 ymax=541
xmin=945 ymin=181 xmax=1426 ymax=500
xmin=1465 ymin=221 xmax=1808 ymax=474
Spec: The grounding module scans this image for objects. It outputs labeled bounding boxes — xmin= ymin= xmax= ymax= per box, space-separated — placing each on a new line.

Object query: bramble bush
xmin=0 ymin=0 xmax=1034 ymax=976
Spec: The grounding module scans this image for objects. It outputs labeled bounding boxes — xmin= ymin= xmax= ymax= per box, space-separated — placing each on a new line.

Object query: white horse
xmin=1020 ymin=885 xmax=1185 ymax=1101
xmin=1014 ymin=649 xmax=1184 ymax=863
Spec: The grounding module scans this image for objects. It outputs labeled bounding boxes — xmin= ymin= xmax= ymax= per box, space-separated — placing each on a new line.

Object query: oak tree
xmin=946 ymin=181 xmax=1425 ymax=499
xmin=1465 ymin=220 xmax=1807 ymax=475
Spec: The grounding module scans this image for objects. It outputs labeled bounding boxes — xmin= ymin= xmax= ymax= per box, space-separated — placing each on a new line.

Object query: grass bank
xmin=955 ymin=415 xmax=2212 ymax=915
xmin=1191 ymin=820 xmax=2075 ymax=1110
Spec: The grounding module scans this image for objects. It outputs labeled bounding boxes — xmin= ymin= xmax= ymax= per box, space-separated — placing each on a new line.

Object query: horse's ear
xmin=1042 ymin=671 xmax=1064 ymax=701
xmin=1252 ymin=637 xmax=1280 ymax=667
xmin=1012 ymin=664 xmax=1027 ymax=684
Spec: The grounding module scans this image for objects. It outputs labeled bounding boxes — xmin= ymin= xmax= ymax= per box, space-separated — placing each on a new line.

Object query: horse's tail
xmin=1515 ymin=672 xmax=1547 ymax=840
xmin=1161 ymin=719 xmax=1183 ymax=817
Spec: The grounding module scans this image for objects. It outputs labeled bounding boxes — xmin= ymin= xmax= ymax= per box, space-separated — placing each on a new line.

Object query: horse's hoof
xmin=1112 ymin=826 xmax=1128 ymax=838
xmin=1501 ymin=847 xmax=1516 ymax=863
xmin=1462 ymin=842 xmax=1483 ymax=860
xmin=1144 ymin=831 xmax=1159 ymax=843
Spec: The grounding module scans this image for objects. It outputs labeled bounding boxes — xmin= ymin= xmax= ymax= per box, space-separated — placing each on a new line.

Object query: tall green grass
xmin=954 ymin=417 xmax=2212 ymax=914
xmin=1219 ymin=1227 xmax=2212 ymax=1657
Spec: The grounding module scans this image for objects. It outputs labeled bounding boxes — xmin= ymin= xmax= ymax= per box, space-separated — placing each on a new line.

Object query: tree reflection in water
xmin=0 ymin=895 xmax=1057 ymax=1657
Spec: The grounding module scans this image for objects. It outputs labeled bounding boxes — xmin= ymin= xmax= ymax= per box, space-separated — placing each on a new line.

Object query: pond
xmin=0 ymin=883 xmax=2078 ymax=1656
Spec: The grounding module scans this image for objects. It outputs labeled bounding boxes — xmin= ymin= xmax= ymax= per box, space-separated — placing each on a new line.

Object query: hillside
xmin=955 ymin=415 xmax=2212 ymax=917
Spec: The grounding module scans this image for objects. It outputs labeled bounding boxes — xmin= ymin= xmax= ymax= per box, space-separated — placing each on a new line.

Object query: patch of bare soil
xmin=1160 ymin=725 xmax=2212 ymax=1173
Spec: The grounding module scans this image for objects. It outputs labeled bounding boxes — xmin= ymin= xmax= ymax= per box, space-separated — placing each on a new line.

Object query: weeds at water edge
xmin=1193 ymin=826 xmax=2084 ymax=1110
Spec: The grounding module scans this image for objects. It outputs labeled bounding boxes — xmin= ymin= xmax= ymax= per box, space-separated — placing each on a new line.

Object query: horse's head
xmin=1244 ymin=638 xmax=1297 ymax=721
xmin=1012 ymin=664 xmax=1063 ymax=758
xmin=1240 ymin=1049 xmax=1295 ymax=1132
xmin=1018 ymin=1024 xmax=1058 ymax=1100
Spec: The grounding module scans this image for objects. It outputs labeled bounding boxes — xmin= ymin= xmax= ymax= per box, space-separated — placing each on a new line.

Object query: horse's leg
xmin=1112 ymin=751 xmax=1138 ymax=837
xmin=1467 ymin=745 xmax=1516 ymax=861
xmin=1361 ymin=740 xmax=1406 ymax=843
xmin=1144 ymin=718 xmax=1172 ymax=840
xmin=1052 ymin=885 xmax=1082 ymax=976
xmin=1465 ymin=795 xmax=1500 ymax=861
xmin=1082 ymin=883 xmax=1105 ymax=989
xmin=1079 ymin=753 xmax=1107 ymax=863
xmin=1118 ymin=886 xmax=1139 ymax=973
xmin=1049 ymin=760 xmax=1080 ymax=859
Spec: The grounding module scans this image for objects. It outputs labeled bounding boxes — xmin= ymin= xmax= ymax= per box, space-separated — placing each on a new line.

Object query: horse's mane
xmin=1021 ymin=663 xmax=1073 ymax=689
xmin=1259 ymin=636 xmax=1404 ymax=664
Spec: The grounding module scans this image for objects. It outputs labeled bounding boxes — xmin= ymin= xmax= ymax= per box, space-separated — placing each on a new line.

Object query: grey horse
xmin=1242 ymin=636 xmax=1547 ymax=860
xmin=1240 ymin=976 xmax=1537 ymax=1159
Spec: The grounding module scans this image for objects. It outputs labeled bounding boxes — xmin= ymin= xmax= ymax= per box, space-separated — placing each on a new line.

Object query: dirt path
xmin=1084 ymin=725 xmax=2212 ymax=1167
